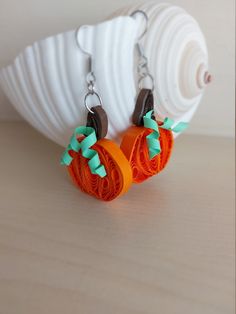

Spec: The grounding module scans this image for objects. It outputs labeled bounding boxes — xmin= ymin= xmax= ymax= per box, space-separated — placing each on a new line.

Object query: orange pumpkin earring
xmin=120 ymin=11 xmax=187 ymax=183
xmin=61 ymin=104 xmax=132 ymax=201
xmin=60 ymin=27 xmax=132 ymax=201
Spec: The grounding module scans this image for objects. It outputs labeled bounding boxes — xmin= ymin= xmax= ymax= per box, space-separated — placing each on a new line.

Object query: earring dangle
xmin=120 ymin=10 xmax=188 ymax=183
xmin=60 ymin=26 xmax=132 ymax=201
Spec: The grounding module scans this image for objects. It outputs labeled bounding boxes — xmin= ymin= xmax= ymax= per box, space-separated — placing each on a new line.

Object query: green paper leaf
xmin=60 ymin=126 xmax=107 ymax=178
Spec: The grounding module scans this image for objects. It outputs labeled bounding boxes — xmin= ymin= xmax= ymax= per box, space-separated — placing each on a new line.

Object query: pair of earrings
xmin=61 ymin=11 xmax=188 ymax=201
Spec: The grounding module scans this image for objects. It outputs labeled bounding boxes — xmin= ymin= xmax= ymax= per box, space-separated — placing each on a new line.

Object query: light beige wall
xmin=0 ymin=0 xmax=235 ymax=137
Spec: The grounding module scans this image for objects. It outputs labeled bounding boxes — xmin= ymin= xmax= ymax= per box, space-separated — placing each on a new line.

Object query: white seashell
xmin=0 ymin=16 xmax=138 ymax=146
xmin=0 ymin=2 xmax=209 ymax=147
xmin=112 ymin=2 xmax=209 ymax=125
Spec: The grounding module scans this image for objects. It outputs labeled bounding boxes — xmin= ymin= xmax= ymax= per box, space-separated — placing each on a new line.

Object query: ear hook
xmin=130 ymin=10 xmax=148 ymax=41
xmin=75 ymin=26 xmax=90 ymax=55
xmin=74 ymin=26 xmax=103 ymax=114
xmin=75 ymin=26 xmax=94 ymax=79
xmin=130 ymin=10 xmax=154 ymax=92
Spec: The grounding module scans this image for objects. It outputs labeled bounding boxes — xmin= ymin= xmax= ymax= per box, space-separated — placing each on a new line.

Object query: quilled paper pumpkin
xmin=67 ymin=138 xmax=133 ymax=201
xmin=120 ymin=125 xmax=173 ymax=183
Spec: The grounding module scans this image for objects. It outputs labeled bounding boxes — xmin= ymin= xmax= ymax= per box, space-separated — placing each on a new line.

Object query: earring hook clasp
xmin=75 ymin=26 xmax=104 ymax=114
xmin=75 ymin=26 xmax=92 ymax=57
xmin=130 ymin=10 xmax=154 ymax=91
xmin=75 ymin=25 xmax=94 ymax=75
xmin=130 ymin=10 xmax=148 ymax=41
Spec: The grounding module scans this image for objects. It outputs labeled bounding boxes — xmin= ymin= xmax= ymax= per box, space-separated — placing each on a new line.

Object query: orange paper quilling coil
xmin=120 ymin=125 xmax=174 ymax=183
xmin=158 ymin=124 xmax=174 ymax=171
xmin=67 ymin=138 xmax=133 ymax=201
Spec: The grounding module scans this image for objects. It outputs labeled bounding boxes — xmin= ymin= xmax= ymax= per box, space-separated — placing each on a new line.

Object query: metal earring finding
xmin=130 ymin=10 xmax=154 ymax=92
xmin=75 ymin=26 xmax=103 ymax=114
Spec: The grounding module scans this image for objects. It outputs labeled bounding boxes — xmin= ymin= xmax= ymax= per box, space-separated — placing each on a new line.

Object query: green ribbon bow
xmin=60 ymin=126 xmax=106 ymax=178
xmin=143 ymin=111 xmax=188 ymax=159
xmin=143 ymin=110 xmax=161 ymax=159
xmin=159 ymin=117 xmax=188 ymax=132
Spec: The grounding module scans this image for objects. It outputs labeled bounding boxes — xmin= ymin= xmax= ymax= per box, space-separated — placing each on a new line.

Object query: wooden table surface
xmin=0 ymin=122 xmax=234 ymax=314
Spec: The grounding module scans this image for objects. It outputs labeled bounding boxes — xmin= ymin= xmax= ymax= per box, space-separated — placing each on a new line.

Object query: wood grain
xmin=0 ymin=122 xmax=234 ymax=314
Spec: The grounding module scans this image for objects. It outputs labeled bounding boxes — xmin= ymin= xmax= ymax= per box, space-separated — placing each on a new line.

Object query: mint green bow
xmin=60 ymin=126 xmax=106 ymax=178
xmin=159 ymin=117 xmax=188 ymax=132
xmin=143 ymin=111 xmax=188 ymax=159
xmin=143 ymin=110 xmax=161 ymax=159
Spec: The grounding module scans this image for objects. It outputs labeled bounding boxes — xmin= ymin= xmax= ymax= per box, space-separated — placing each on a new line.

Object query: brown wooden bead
xmin=86 ymin=106 xmax=108 ymax=140
xmin=132 ymin=89 xmax=155 ymax=126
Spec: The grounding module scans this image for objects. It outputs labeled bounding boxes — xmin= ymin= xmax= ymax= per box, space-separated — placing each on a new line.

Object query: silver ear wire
xmin=130 ymin=10 xmax=154 ymax=91
xmin=75 ymin=26 xmax=94 ymax=77
xmin=130 ymin=10 xmax=148 ymax=40
xmin=75 ymin=26 xmax=103 ymax=113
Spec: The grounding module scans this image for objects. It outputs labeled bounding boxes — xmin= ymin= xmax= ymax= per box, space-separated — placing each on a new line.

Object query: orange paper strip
xmin=67 ymin=138 xmax=132 ymax=201
xmin=120 ymin=125 xmax=173 ymax=183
